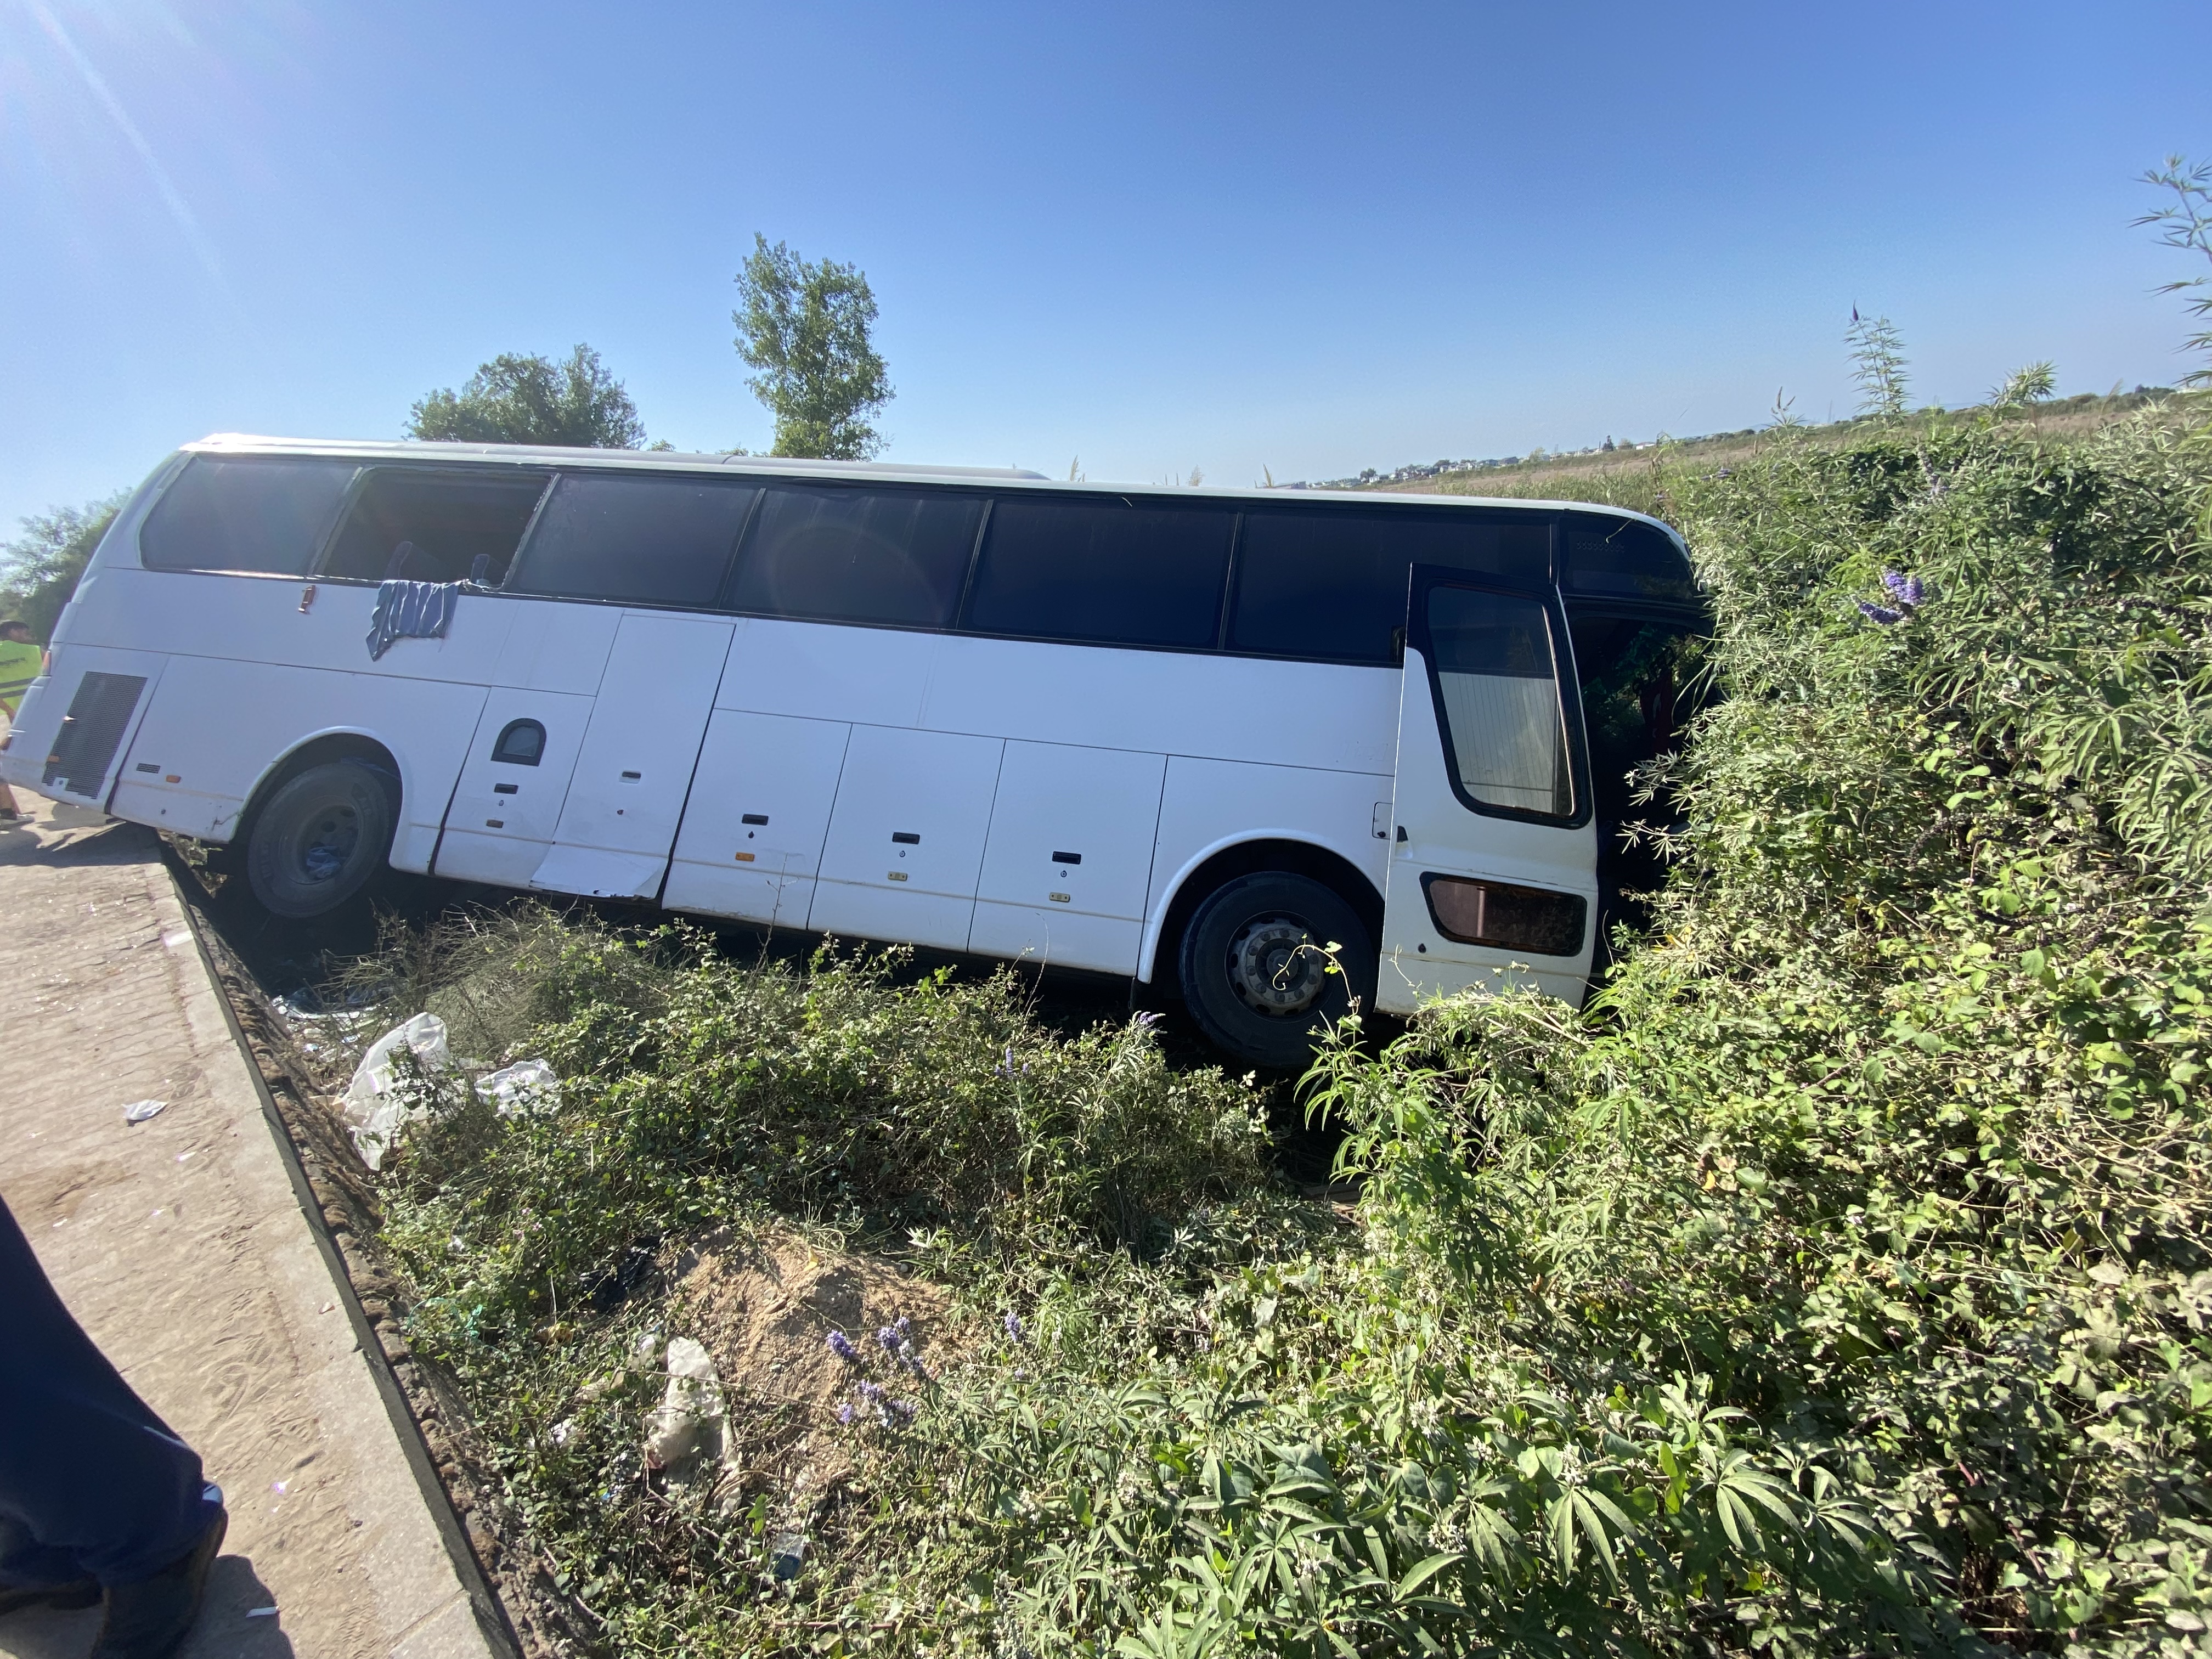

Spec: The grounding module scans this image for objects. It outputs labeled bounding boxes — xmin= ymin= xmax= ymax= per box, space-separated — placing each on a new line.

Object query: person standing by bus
xmin=0 ymin=1194 xmax=228 ymax=1656
xmin=0 ymin=619 xmax=40 ymax=822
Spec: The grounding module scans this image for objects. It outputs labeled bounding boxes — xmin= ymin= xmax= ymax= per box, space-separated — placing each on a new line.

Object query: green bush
xmin=376 ymin=922 xmax=1272 ymax=1343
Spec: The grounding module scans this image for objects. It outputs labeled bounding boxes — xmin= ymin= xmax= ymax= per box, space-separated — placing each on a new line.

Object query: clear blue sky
xmin=3 ymin=0 xmax=2208 ymax=534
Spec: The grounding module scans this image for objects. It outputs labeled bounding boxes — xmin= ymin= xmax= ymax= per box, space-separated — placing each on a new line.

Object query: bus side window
xmin=139 ymin=456 xmax=358 ymax=576
xmin=321 ymin=469 xmax=551 ymax=586
xmin=1231 ymin=510 xmax=1548 ymax=664
xmin=511 ymin=474 xmax=759 ymax=607
xmin=964 ymin=498 xmax=1232 ymax=650
xmin=492 ymin=719 xmax=545 ymax=765
xmin=728 ymin=486 xmax=981 ymax=627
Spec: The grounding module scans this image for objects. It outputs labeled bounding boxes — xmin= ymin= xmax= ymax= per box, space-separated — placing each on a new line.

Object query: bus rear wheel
xmin=245 ymin=761 xmax=394 ymax=918
xmin=1177 ymin=872 xmax=1375 ymax=1070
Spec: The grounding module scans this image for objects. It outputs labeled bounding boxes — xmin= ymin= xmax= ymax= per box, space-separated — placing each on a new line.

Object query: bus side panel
xmin=0 ymin=645 xmax=168 ymax=805
xmin=664 ymin=710 xmax=852 ymax=927
xmin=968 ymin=742 xmax=1166 ymax=975
xmin=112 ymin=657 xmax=487 ymax=861
xmin=1137 ymin=758 xmax=1392 ymax=984
xmin=714 ymin=618 xmax=935 ymax=726
xmin=922 ymin=635 xmax=1399 ymax=775
xmin=432 ymin=689 xmax=597 ymax=887
xmin=808 ymin=725 xmax=1005 ymax=952
xmin=71 ymin=567 xmax=517 ymax=686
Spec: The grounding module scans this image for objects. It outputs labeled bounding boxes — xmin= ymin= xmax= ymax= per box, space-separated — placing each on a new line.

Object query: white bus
xmin=2 ymin=436 xmax=1703 ymax=1067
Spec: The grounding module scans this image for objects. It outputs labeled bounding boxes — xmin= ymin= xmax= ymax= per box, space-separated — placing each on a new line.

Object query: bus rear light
xmin=1420 ymin=874 xmax=1586 ymax=957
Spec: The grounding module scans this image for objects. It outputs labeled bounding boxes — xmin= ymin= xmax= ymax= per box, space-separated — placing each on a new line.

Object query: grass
xmin=302 ymin=400 xmax=2212 ymax=1657
xmin=1334 ymin=387 xmax=2198 ymax=520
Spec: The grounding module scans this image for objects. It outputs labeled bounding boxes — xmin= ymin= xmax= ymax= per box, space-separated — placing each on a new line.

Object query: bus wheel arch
xmin=1150 ymin=839 xmax=1383 ymax=1070
xmin=232 ymin=734 xmax=403 ymax=917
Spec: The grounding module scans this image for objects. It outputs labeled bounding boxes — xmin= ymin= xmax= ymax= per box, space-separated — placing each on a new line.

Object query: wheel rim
xmin=294 ymin=802 xmax=360 ymax=884
xmin=1225 ymin=912 xmax=1329 ymax=1018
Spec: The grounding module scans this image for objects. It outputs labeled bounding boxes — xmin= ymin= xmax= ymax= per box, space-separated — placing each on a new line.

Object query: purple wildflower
xmin=826 ymin=1329 xmax=859 ymax=1364
xmin=893 ymin=1316 xmax=911 ymax=1340
xmin=836 ymin=1402 xmax=854 ymax=1425
xmin=1857 ymin=600 xmax=1905 ymax=626
xmin=1881 ymin=570 xmax=1925 ymax=607
xmin=876 ymin=1324 xmax=902 ymax=1352
xmin=1005 ymin=1310 xmax=1025 ymax=1344
xmin=889 ymin=1398 xmax=917 ymax=1424
xmin=1132 ymin=1010 xmax=1165 ymax=1032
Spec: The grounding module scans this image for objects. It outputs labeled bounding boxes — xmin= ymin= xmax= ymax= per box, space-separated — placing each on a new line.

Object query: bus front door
xmin=1375 ymin=568 xmax=1598 ymax=1014
xmin=528 ymin=611 xmax=736 ymax=901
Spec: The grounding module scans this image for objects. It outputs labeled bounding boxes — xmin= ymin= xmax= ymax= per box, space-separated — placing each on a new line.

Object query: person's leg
xmin=0 ymin=708 xmax=21 ymax=817
xmin=0 ymin=1196 xmax=222 ymax=1590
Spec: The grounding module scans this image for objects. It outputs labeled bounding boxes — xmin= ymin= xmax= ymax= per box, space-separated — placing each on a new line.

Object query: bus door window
xmin=1424 ymin=588 xmax=1573 ymax=820
xmin=321 ymin=469 xmax=551 ymax=586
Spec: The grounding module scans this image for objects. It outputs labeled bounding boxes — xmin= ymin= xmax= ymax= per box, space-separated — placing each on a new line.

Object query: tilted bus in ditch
xmin=1 ymin=436 xmax=1705 ymax=1066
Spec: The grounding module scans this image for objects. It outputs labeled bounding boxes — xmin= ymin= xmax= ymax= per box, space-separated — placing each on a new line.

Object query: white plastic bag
xmin=342 ymin=1013 xmax=451 ymax=1171
xmin=475 ymin=1058 xmax=561 ymax=1119
xmin=644 ymin=1337 xmax=730 ymax=1481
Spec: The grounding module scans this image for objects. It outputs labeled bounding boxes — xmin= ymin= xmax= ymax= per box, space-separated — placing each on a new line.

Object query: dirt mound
xmin=670 ymin=1230 xmax=955 ymax=1469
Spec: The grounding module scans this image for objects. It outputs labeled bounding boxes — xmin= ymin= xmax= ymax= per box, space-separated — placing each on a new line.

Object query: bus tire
xmin=245 ymin=761 xmax=394 ymax=918
xmin=1177 ymin=871 xmax=1375 ymax=1070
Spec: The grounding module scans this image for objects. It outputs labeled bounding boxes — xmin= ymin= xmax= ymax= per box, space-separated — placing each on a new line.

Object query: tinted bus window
xmin=513 ymin=474 xmax=758 ymax=606
xmin=1231 ymin=510 xmax=1550 ymax=664
xmin=729 ymin=486 xmax=982 ymax=627
xmin=324 ymin=469 xmax=551 ymax=585
xmin=1562 ymin=520 xmax=1696 ymax=605
xmin=966 ymin=498 xmax=1233 ymax=649
xmin=139 ymin=456 xmax=357 ymax=576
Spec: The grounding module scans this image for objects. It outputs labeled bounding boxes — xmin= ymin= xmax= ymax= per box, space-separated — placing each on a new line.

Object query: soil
xmin=665 ymin=1229 xmax=957 ymax=1494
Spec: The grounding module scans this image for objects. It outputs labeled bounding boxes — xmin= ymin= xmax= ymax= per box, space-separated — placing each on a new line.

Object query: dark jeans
xmin=0 ymin=1195 xmax=222 ymax=1588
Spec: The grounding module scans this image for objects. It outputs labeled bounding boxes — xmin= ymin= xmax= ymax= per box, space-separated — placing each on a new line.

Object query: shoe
xmin=88 ymin=1508 xmax=227 ymax=1659
xmin=0 ymin=1576 xmax=101 ymax=1614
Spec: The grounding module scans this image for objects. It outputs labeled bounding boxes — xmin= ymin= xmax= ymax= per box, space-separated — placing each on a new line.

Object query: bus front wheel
xmin=1177 ymin=872 xmax=1375 ymax=1070
xmin=245 ymin=761 xmax=394 ymax=918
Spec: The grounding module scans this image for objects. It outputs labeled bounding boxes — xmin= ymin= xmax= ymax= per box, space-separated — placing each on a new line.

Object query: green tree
xmin=731 ymin=234 xmax=893 ymax=459
xmin=1844 ymin=308 xmax=1910 ymax=417
xmin=408 ymin=345 xmax=646 ymax=448
xmin=2137 ymin=154 xmax=2212 ymax=386
xmin=0 ymin=495 xmax=126 ymax=643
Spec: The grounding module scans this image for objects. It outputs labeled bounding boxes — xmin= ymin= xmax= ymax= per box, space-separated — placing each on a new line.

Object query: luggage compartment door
xmin=808 ymin=725 xmax=1004 ymax=951
xmin=432 ymin=690 xmax=595 ymax=887
xmin=530 ymin=612 xmax=735 ymax=900
xmin=663 ymin=710 xmax=852 ymax=927
xmin=969 ymin=740 xmax=1165 ymax=975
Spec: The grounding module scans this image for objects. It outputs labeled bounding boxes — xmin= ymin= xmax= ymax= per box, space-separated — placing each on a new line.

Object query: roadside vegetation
xmin=289 ymin=387 xmax=2212 ymax=1657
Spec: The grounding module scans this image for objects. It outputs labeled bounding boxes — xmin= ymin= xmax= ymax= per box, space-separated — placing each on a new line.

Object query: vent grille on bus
xmin=43 ymin=673 xmax=148 ymax=799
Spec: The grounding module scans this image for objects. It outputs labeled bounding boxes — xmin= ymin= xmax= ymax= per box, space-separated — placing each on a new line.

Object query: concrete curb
xmin=159 ymin=851 xmax=521 ymax=1659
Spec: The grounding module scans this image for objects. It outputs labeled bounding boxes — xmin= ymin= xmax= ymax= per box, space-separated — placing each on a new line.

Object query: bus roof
xmin=183 ymin=433 xmax=1686 ymax=545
